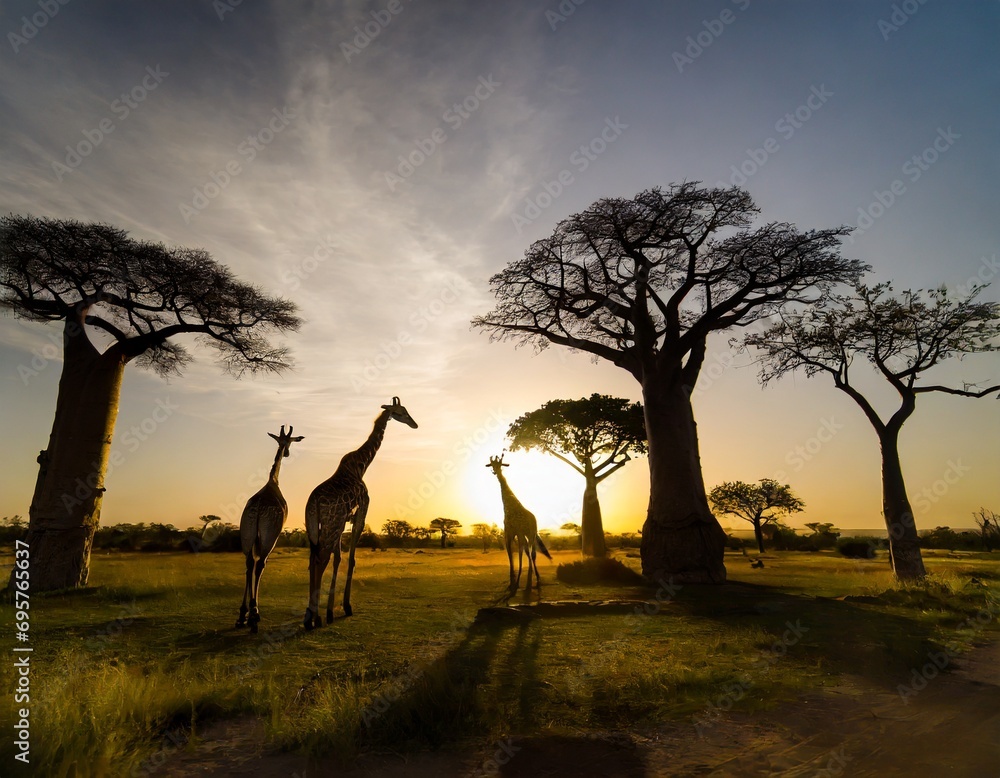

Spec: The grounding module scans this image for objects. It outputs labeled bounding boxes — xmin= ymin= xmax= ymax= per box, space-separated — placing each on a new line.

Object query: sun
xmin=463 ymin=448 xmax=585 ymax=531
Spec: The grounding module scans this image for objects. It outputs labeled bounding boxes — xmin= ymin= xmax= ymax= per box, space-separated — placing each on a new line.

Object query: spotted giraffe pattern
xmin=303 ymin=398 xmax=417 ymax=628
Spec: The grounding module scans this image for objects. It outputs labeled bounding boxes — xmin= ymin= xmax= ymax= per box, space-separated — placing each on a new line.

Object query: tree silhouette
xmin=972 ymin=508 xmax=999 ymax=552
xmin=473 ymin=183 xmax=864 ymax=582
xmin=507 ymin=394 xmax=645 ymax=558
xmin=709 ymin=479 xmax=804 ymax=553
xmin=2 ymin=215 xmax=300 ymax=591
xmin=471 ymin=522 xmax=502 ymax=552
xmin=745 ymin=283 xmax=1000 ymax=580
xmin=429 ymin=517 xmax=462 ymax=548
xmin=381 ymin=519 xmax=414 ymax=546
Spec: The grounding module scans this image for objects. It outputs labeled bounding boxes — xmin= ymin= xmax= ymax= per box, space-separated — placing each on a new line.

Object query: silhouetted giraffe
xmin=486 ymin=454 xmax=552 ymax=591
xmin=237 ymin=425 xmax=304 ymax=634
xmin=303 ymin=398 xmax=418 ymax=629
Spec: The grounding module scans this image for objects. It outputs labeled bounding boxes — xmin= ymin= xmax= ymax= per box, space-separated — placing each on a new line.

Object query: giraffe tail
xmin=536 ymin=534 xmax=552 ymax=560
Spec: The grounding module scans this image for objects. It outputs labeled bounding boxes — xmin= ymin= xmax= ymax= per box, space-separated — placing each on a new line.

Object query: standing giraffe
xmin=237 ymin=425 xmax=304 ymax=634
xmin=303 ymin=397 xmax=418 ymax=629
xmin=486 ymin=454 xmax=552 ymax=591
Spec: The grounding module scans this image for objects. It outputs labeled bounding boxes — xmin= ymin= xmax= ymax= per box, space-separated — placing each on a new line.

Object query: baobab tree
xmin=507 ymin=394 xmax=645 ymax=558
xmin=745 ymin=283 xmax=1000 ymax=580
xmin=473 ymin=183 xmax=864 ymax=583
xmin=708 ymin=479 xmax=804 ymax=554
xmin=1 ymin=215 xmax=300 ymax=592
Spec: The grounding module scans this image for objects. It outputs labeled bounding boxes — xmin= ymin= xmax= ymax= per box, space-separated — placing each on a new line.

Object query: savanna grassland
xmin=2 ymin=547 xmax=999 ymax=777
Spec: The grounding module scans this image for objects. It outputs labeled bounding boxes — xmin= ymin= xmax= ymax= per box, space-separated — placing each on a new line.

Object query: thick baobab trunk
xmin=14 ymin=319 xmax=127 ymax=592
xmin=753 ymin=520 xmax=766 ymax=554
xmin=580 ymin=473 xmax=607 ymax=558
xmin=639 ymin=375 xmax=727 ymax=583
xmin=880 ymin=432 xmax=926 ymax=581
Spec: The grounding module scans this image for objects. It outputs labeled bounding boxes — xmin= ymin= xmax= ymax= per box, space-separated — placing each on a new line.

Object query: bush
xmin=919 ymin=526 xmax=981 ymax=551
xmin=555 ymin=557 xmax=647 ymax=586
xmin=837 ymin=539 xmax=877 ymax=559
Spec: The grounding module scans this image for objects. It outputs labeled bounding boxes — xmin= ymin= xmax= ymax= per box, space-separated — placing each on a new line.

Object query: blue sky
xmin=1 ymin=0 xmax=998 ymax=533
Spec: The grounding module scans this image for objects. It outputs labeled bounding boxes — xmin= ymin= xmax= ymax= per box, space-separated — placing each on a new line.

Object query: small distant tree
xmin=199 ymin=514 xmax=222 ymax=539
xmin=471 ymin=522 xmax=502 ymax=552
xmin=973 ymin=508 xmax=1000 ymax=552
xmin=709 ymin=479 xmax=805 ymax=553
xmin=2 ymin=215 xmax=300 ymax=591
xmin=381 ymin=519 xmax=414 ymax=546
xmin=561 ymin=522 xmax=582 ymax=536
xmin=507 ymin=394 xmax=646 ymax=558
xmin=745 ymin=282 xmax=1000 ymax=580
xmin=429 ymin=517 xmax=462 ymax=548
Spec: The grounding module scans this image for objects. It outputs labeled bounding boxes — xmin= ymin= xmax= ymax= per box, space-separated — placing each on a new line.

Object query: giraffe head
xmin=486 ymin=453 xmax=509 ymax=476
xmin=268 ymin=425 xmax=305 ymax=457
xmin=381 ymin=397 xmax=419 ymax=429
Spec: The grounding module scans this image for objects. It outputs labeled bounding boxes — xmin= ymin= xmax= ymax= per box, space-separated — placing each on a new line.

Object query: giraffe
xmin=486 ymin=454 xmax=552 ymax=591
xmin=237 ymin=425 xmax=304 ymax=634
xmin=303 ymin=397 xmax=418 ymax=629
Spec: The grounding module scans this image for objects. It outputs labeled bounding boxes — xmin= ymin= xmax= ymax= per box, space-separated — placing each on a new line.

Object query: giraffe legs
xmin=505 ymin=533 xmax=517 ymax=591
xmin=342 ymin=501 xmax=368 ymax=618
xmin=247 ymin=557 xmax=266 ymax=634
xmin=325 ymin=537 xmax=343 ymax=624
xmin=236 ymin=552 xmax=254 ymax=628
xmin=304 ymin=542 xmax=329 ymax=630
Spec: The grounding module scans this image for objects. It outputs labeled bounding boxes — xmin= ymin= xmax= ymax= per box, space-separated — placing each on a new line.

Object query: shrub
xmin=555 ymin=557 xmax=647 ymax=585
xmin=837 ymin=539 xmax=877 ymax=559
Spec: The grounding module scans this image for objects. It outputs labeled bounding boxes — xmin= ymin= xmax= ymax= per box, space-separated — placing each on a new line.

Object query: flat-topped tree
xmin=473 ymin=183 xmax=865 ymax=583
xmin=745 ymin=282 xmax=1000 ymax=580
xmin=709 ymin=479 xmax=804 ymax=554
xmin=1 ymin=215 xmax=300 ymax=592
xmin=507 ymin=394 xmax=646 ymax=558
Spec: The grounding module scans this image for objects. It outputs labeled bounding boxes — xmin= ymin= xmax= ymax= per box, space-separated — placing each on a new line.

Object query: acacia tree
xmin=708 ymin=479 xmax=804 ymax=553
xmin=473 ymin=183 xmax=864 ymax=583
xmin=1 ymin=216 xmax=300 ymax=592
xmin=471 ymin=522 xmax=502 ymax=552
xmin=745 ymin=283 xmax=1000 ymax=580
xmin=507 ymin=394 xmax=645 ymax=558
xmin=429 ymin=517 xmax=462 ymax=548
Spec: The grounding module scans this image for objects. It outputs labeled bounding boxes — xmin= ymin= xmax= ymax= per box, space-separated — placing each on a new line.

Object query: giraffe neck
xmin=268 ymin=445 xmax=285 ymax=484
xmin=494 ymin=472 xmax=524 ymax=513
xmin=350 ymin=409 xmax=391 ymax=476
